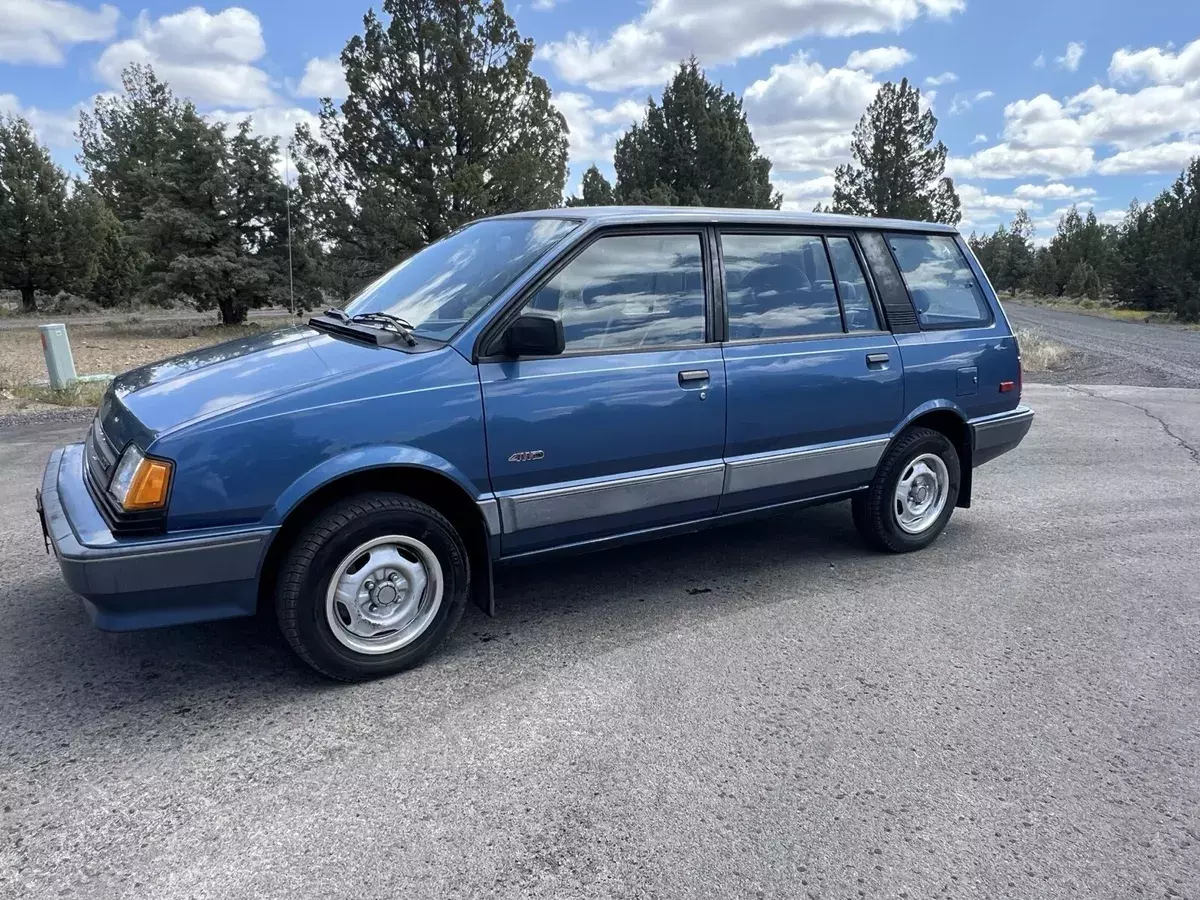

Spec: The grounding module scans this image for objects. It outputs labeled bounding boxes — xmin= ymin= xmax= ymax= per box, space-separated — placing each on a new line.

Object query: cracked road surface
xmin=2 ymin=383 xmax=1198 ymax=899
xmin=1005 ymin=303 xmax=1200 ymax=388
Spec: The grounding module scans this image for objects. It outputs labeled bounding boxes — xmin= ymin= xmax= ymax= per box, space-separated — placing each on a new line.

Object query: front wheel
xmin=853 ymin=428 xmax=961 ymax=553
xmin=276 ymin=493 xmax=470 ymax=681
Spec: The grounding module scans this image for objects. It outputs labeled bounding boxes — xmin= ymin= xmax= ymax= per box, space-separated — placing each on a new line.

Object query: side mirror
xmin=504 ymin=312 xmax=565 ymax=357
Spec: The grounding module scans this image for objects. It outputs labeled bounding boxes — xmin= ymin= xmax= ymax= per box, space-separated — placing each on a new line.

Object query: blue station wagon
xmin=37 ymin=207 xmax=1033 ymax=680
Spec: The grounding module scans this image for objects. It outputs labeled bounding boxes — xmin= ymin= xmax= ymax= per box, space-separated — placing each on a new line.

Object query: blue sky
xmin=2 ymin=0 xmax=1199 ymax=242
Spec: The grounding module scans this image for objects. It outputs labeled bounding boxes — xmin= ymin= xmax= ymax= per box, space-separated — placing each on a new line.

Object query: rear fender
xmin=890 ymin=400 xmax=974 ymax=508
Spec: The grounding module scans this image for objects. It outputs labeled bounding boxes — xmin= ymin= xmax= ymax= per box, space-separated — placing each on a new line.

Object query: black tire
xmin=852 ymin=427 xmax=961 ymax=553
xmin=276 ymin=492 xmax=470 ymax=681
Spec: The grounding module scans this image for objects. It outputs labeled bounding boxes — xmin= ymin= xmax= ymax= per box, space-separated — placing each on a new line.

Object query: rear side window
xmin=524 ymin=234 xmax=706 ymax=352
xmin=888 ymin=234 xmax=991 ymax=328
xmin=722 ymin=234 xmax=843 ymax=339
xmin=826 ymin=237 xmax=880 ymax=332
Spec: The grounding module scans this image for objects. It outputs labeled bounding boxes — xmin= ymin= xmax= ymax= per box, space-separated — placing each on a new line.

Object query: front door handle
xmin=678 ymin=369 xmax=710 ymax=385
xmin=866 ymin=353 xmax=890 ymax=367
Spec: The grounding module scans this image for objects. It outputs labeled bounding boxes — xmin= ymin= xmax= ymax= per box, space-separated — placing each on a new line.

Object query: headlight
xmin=109 ymin=445 xmax=173 ymax=512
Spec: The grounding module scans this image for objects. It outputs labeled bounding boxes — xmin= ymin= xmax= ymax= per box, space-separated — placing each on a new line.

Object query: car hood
xmin=105 ymin=325 xmax=393 ymax=443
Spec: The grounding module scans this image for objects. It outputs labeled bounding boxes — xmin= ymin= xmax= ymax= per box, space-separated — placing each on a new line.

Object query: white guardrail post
xmin=39 ymin=324 xmax=78 ymax=390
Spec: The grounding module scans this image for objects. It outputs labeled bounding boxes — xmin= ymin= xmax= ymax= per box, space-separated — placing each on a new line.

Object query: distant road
xmin=1004 ymin=302 xmax=1200 ymax=388
xmin=0 ymin=307 xmax=298 ymax=332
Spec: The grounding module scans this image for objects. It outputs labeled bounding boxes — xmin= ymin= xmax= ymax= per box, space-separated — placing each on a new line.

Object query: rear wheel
xmin=276 ymin=493 xmax=469 ymax=681
xmin=853 ymin=427 xmax=961 ymax=553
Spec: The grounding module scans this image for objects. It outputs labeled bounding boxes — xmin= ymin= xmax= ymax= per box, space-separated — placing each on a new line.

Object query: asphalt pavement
xmin=1005 ymin=303 xmax=1200 ymax=388
xmin=2 ymin=383 xmax=1198 ymax=899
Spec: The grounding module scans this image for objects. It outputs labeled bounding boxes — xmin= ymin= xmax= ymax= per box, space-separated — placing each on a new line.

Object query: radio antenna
xmin=285 ymin=142 xmax=295 ymax=316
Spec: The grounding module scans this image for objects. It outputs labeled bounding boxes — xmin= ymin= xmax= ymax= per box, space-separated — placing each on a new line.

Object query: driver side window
xmin=524 ymin=234 xmax=706 ymax=352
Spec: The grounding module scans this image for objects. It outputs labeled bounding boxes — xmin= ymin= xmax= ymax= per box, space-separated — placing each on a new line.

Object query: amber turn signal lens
xmin=124 ymin=459 xmax=173 ymax=511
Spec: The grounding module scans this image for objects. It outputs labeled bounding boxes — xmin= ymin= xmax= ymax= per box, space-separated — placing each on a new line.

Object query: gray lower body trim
xmin=497 ymin=464 xmax=725 ymax=533
xmin=722 ymin=438 xmax=888 ymax=494
xmin=971 ymin=406 xmax=1034 ymax=467
xmin=493 ymin=438 xmax=890 ymax=535
xmin=477 ymin=498 xmax=501 ymax=536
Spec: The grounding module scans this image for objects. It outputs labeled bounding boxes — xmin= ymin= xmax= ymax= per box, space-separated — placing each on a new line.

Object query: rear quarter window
xmin=888 ymin=233 xmax=992 ymax=329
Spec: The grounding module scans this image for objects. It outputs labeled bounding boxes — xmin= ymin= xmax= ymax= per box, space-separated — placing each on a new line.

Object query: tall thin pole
xmin=285 ymin=143 xmax=295 ymax=316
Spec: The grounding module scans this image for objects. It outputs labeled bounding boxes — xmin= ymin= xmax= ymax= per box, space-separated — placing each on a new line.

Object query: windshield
xmin=343 ymin=217 xmax=581 ymax=341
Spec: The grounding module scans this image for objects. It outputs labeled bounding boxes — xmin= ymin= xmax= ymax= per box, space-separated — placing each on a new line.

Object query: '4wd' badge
xmin=508 ymin=450 xmax=545 ymax=463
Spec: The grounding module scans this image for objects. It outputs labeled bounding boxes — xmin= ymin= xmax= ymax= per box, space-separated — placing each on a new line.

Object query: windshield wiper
xmin=319 ymin=307 xmax=419 ymax=347
xmin=349 ymin=311 xmax=419 ymax=347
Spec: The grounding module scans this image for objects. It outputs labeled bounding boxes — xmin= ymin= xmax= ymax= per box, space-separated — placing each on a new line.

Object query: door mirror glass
xmin=505 ymin=312 xmax=565 ymax=357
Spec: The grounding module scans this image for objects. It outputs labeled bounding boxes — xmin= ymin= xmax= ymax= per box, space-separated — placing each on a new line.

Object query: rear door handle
xmin=866 ymin=353 xmax=890 ymax=366
xmin=678 ymin=369 xmax=710 ymax=385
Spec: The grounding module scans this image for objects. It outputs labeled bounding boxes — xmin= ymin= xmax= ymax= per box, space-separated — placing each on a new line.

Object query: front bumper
xmin=38 ymin=444 xmax=273 ymax=631
xmin=970 ymin=406 xmax=1035 ymax=468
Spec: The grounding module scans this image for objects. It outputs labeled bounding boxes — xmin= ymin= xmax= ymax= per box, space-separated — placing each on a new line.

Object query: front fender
xmin=267 ymin=445 xmax=487 ymax=527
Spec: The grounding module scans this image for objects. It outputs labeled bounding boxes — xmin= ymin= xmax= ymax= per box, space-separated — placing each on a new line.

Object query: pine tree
xmin=567 ymin=164 xmax=615 ymax=207
xmin=1001 ymin=209 xmax=1035 ymax=295
xmin=78 ymin=65 xmax=181 ymax=240
xmin=63 ymin=181 xmax=141 ymax=306
xmin=1064 ymin=260 xmax=1100 ymax=300
xmin=831 ymin=78 xmax=960 ymax=224
xmin=0 ymin=117 xmax=70 ymax=311
xmin=1028 ymin=247 xmax=1059 ymax=298
xmin=612 ymin=58 xmax=780 ymax=209
xmin=292 ymin=0 xmax=569 ymax=295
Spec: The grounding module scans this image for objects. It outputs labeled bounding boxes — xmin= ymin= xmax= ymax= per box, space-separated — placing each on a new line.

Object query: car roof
xmin=492 ymin=205 xmax=959 ymax=234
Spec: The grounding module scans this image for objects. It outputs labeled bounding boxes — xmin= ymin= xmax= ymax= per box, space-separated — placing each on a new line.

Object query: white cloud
xmin=1056 ymin=41 xmax=1085 ymax=72
xmin=295 ymin=55 xmax=347 ymax=100
xmin=208 ymin=105 xmax=320 ymax=146
xmin=961 ymin=45 xmax=1200 ymax=179
xmin=539 ymin=0 xmax=962 ymax=90
xmin=555 ymin=92 xmax=644 ymax=168
xmin=96 ymin=7 xmax=275 ymax=108
xmin=845 ymin=46 xmax=913 ymax=73
xmin=1033 ymin=53 xmax=1046 ymax=69
xmin=532 ymin=0 xmax=562 ymax=8
xmin=208 ymin=105 xmax=322 ymax=181
xmin=1109 ymin=37 xmax=1200 ymax=86
xmin=958 ymin=183 xmax=1028 ymax=219
xmin=1096 ymin=142 xmax=1200 ymax=175
xmin=925 ymin=71 xmax=957 ymax=86
xmin=949 ymin=89 xmax=995 ymax=115
xmin=1002 ymin=85 xmax=1200 ymax=153
xmin=776 ymin=174 xmax=835 ymax=211
xmin=0 ymin=92 xmax=86 ymax=149
xmin=946 ymin=144 xmax=1096 ymax=179
xmin=971 ymin=133 xmax=988 ymax=144
xmin=1013 ymin=182 xmax=1097 ymax=201
xmin=744 ymin=52 xmax=882 ymax=173
xmin=0 ymin=0 xmax=117 ymax=65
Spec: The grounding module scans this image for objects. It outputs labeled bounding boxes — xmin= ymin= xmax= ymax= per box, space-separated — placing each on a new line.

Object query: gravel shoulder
xmin=1 ymin=383 xmax=1198 ymax=899
xmin=1005 ymin=302 xmax=1200 ymax=388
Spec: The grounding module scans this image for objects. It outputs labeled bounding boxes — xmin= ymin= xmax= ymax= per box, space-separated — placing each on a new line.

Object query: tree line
xmin=0 ymin=0 xmax=1191 ymax=323
xmin=969 ymin=159 xmax=1200 ymax=321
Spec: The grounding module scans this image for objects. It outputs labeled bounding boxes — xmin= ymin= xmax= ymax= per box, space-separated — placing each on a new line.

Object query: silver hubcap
xmin=325 ymin=535 xmax=443 ymax=655
xmin=894 ymin=453 xmax=950 ymax=535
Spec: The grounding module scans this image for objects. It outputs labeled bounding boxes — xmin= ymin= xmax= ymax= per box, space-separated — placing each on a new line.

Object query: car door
xmin=718 ymin=230 xmax=904 ymax=513
xmin=477 ymin=229 xmax=726 ymax=556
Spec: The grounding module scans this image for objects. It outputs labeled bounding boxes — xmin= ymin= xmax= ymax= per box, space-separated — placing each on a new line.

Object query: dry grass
xmin=0 ymin=321 xmax=262 ymax=416
xmin=1010 ymin=294 xmax=1200 ymax=329
xmin=1015 ymin=327 xmax=1071 ymax=373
